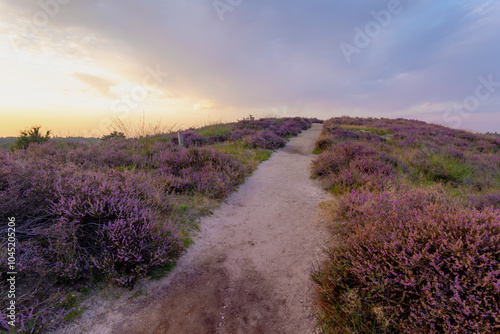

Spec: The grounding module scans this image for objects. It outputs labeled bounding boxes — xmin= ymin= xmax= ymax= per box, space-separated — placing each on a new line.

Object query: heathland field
xmin=1 ymin=116 xmax=499 ymax=334
xmin=0 ymin=117 xmax=318 ymax=332
xmin=312 ymin=117 xmax=500 ymax=333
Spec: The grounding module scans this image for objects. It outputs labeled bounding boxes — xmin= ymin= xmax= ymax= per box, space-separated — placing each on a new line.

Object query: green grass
xmin=418 ymin=154 xmax=473 ymax=184
xmin=341 ymin=125 xmax=388 ymax=136
xmin=117 ymin=165 xmax=134 ymax=172
xmin=128 ymin=289 xmax=147 ymax=299
xmin=196 ymin=123 xmax=232 ymax=137
xmin=149 ymin=262 xmax=177 ymax=280
xmin=313 ymin=148 xmax=322 ymax=155
xmin=58 ymin=292 xmax=83 ymax=321
xmin=167 ymin=193 xmax=220 ymax=234
xmin=209 ymin=141 xmax=272 ymax=170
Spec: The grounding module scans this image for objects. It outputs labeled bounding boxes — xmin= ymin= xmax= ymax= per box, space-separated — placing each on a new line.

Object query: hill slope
xmin=312 ymin=117 xmax=500 ymax=334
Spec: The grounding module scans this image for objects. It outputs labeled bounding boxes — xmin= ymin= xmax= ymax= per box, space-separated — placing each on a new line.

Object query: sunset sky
xmin=1 ymin=0 xmax=500 ymax=137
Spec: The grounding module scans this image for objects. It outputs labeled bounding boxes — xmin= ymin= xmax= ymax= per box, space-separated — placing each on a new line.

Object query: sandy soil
xmin=55 ymin=123 xmax=329 ymax=334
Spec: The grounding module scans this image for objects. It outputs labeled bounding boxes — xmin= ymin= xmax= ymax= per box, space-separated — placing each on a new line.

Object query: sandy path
xmin=56 ymin=124 xmax=328 ymax=334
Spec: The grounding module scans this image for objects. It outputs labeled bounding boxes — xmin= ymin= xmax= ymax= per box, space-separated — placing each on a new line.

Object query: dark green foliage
xmin=101 ymin=131 xmax=126 ymax=140
xmin=11 ymin=126 xmax=51 ymax=150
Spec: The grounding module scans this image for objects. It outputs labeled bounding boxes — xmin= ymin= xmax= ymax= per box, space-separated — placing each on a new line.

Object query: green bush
xmin=11 ymin=126 xmax=51 ymax=150
xmin=102 ymin=131 xmax=126 ymax=140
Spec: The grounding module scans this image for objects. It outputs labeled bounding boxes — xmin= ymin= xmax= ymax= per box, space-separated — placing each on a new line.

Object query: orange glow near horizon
xmin=0 ymin=8 xmax=239 ymax=138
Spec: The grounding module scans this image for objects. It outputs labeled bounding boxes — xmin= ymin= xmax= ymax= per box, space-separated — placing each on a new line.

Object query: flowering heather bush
xmin=177 ymin=130 xmax=232 ymax=146
xmin=229 ymin=128 xmax=255 ymax=141
xmin=0 ymin=159 xmax=181 ymax=283
xmin=311 ymin=142 xmax=396 ymax=193
xmin=206 ymin=132 xmax=231 ymax=144
xmin=232 ymin=119 xmax=272 ymax=131
xmin=231 ymin=117 xmax=313 ymax=144
xmin=468 ymin=191 xmax=500 ymax=210
xmin=94 ymin=217 xmax=181 ymax=287
xmin=313 ymin=117 xmax=500 ymax=334
xmin=268 ymin=118 xmax=310 ymax=137
xmin=46 ymin=170 xmax=181 ymax=283
xmin=309 ymin=117 xmax=323 ymax=124
xmin=170 ymin=117 xmax=312 ymax=149
xmin=180 ymin=130 xmax=208 ymax=147
xmin=315 ymin=117 xmax=500 ymax=192
xmin=312 ymin=142 xmax=376 ymax=176
xmin=63 ymin=139 xmax=148 ymax=169
xmin=324 ymin=125 xmax=360 ymax=140
xmin=0 ymin=154 xmax=183 ymax=331
xmin=152 ymin=147 xmax=250 ymax=198
xmin=314 ymin=187 xmax=500 ymax=333
xmin=0 ymin=299 xmax=70 ymax=333
xmin=324 ymin=117 xmax=500 ymax=154
xmin=245 ymin=130 xmax=287 ymax=150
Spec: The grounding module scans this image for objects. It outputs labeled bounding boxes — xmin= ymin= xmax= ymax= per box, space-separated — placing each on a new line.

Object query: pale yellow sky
xmin=0 ymin=2 xmax=248 ymax=137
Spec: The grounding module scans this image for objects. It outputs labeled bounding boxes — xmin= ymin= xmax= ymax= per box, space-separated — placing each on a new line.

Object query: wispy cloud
xmin=71 ymin=73 xmax=116 ymax=98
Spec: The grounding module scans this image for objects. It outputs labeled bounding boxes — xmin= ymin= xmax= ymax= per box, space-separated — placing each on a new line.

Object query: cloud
xmin=2 ymin=0 xmax=500 ymax=131
xmin=71 ymin=72 xmax=116 ymax=97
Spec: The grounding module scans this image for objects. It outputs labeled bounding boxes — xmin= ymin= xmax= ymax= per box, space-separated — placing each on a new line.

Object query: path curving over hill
xmin=57 ymin=123 xmax=329 ymax=334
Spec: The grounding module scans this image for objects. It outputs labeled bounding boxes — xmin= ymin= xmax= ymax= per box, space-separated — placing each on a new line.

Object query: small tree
xmin=101 ymin=131 xmax=126 ymax=140
xmin=11 ymin=126 xmax=51 ymax=150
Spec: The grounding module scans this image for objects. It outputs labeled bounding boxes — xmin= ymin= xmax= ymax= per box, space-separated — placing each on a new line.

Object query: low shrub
xmin=229 ymin=128 xmax=255 ymax=141
xmin=311 ymin=142 xmax=396 ymax=193
xmin=0 ymin=160 xmax=182 ymax=330
xmin=171 ymin=117 xmax=312 ymax=148
xmin=314 ymin=135 xmax=334 ymax=153
xmin=232 ymin=117 xmax=312 ymax=139
xmin=245 ymin=130 xmax=287 ymax=150
xmin=182 ymin=130 xmax=207 ymax=147
xmin=11 ymin=126 xmax=51 ymax=151
xmin=1 ymin=164 xmax=181 ymax=284
xmin=309 ymin=117 xmax=324 ymax=124
xmin=313 ymin=117 xmax=500 ymax=334
xmin=468 ymin=191 xmax=500 ymax=210
xmin=152 ymin=147 xmax=250 ymax=198
xmin=314 ymin=187 xmax=500 ymax=333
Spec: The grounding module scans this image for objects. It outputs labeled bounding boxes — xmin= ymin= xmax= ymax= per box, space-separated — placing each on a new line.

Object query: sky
xmin=1 ymin=0 xmax=500 ymax=137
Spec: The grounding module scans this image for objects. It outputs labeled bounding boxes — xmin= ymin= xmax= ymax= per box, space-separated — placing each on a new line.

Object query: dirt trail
xmin=56 ymin=124 xmax=329 ymax=334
